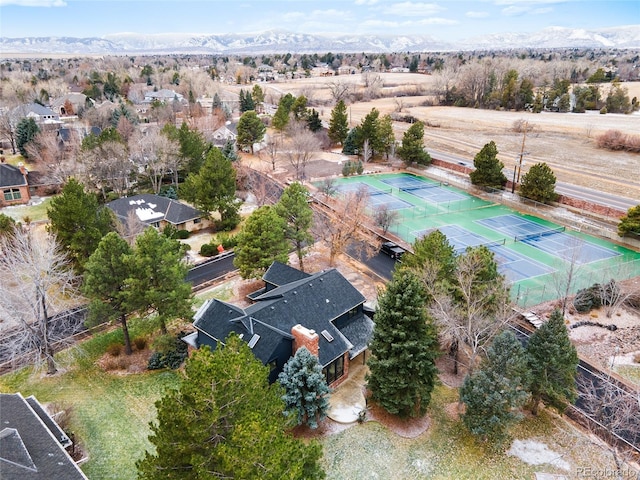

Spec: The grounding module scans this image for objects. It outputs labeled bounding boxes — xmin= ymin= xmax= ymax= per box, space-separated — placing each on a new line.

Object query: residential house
xmin=0 ymin=392 xmax=87 ymax=480
xmin=11 ymin=103 xmax=60 ymax=126
xmin=50 ymin=93 xmax=87 ymax=117
xmin=210 ymin=122 xmax=237 ymax=148
xmin=184 ymin=262 xmax=374 ymax=386
xmin=143 ymin=89 xmax=185 ymax=105
xmin=106 ymin=193 xmax=211 ymax=232
xmin=0 ymin=162 xmax=30 ymax=207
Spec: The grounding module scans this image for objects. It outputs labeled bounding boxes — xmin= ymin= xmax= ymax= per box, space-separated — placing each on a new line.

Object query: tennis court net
xmin=368 ymin=187 xmax=393 ymax=196
xmin=454 ymin=238 xmax=506 ymax=254
xmin=514 ymin=226 xmax=565 ymax=243
xmin=399 ymin=182 xmax=441 ymax=193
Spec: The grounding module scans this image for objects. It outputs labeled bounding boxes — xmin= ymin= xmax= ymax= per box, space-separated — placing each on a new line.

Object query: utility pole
xmin=512 ymin=121 xmax=530 ymax=193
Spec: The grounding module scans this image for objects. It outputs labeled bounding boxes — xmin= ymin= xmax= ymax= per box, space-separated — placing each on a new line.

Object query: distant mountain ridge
xmin=1 ymin=26 xmax=638 ymax=55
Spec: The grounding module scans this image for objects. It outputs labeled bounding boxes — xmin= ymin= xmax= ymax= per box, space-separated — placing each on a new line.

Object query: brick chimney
xmin=291 ymin=324 xmax=319 ymax=357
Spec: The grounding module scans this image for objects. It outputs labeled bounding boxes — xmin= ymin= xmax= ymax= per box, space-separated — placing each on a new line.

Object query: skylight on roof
xmin=248 ymin=334 xmax=261 ymax=349
xmin=321 ymin=330 xmax=334 ymax=342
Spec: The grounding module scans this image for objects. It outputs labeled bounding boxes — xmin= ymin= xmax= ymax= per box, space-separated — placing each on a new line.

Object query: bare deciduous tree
xmin=327 ymin=81 xmax=352 ymax=103
xmin=551 ymin=237 xmax=585 ymax=316
xmin=261 ymin=134 xmax=280 ymax=171
xmin=427 ymin=249 xmax=512 ymax=375
xmin=115 ymin=209 xmax=147 ymax=246
xmin=317 ymin=185 xmax=374 ymax=266
xmin=79 ymin=140 xmax=132 ymax=199
xmin=579 ymin=374 xmax=640 ymax=477
xmin=285 ymin=121 xmax=320 ymax=181
xmin=0 ymin=227 xmax=80 ymax=374
xmin=130 ymin=128 xmax=180 ymax=194
xmin=0 ymin=108 xmax=19 ymax=154
xmin=373 ymin=204 xmax=400 ymax=234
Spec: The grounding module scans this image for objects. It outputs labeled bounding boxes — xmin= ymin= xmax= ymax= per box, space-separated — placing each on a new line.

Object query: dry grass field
xmin=255 ymin=73 xmax=640 ymax=201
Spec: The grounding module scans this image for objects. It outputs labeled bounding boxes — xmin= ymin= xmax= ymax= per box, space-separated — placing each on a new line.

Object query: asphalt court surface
xmin=477 ymin=214 xmax=620 ymax=265
xmin=381 ymin=176 xmax=466 ymax=203
xmin=328 ymin=173 xmax=640 ymax=304
xmin=337 ymin=182 xmax=413 ymax=210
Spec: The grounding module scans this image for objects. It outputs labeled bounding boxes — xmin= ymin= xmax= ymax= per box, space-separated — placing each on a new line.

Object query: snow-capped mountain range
xmin=1 ymin=26 xmax=638 ymax=55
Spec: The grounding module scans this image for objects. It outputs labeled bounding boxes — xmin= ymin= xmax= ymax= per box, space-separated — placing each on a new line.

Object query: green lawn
xmin=321 ymin=386 xmax=620 ymax=479
xmin=0 ymin=299 xmax=625 ymax=479
xmin=0 ymin=319 xmax=180 ymax=480
xmin=1 ymin=195 xmax=55 ymax=223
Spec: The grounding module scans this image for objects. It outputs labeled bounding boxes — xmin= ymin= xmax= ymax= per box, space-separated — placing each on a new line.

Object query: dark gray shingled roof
xmin=193 ymin=264 xmax=370 ymax=369
xmin=262 ymin=261 xmax=311 ymax=287
xmin=0 ymin=163 xmax=27 ymax=188
xmin=106 ymin=194 xmax=202 ymax=226
xmin=0 ymin=393 xmax=87 ymax=480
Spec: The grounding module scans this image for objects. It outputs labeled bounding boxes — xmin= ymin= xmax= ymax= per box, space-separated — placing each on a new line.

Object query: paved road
xmin=186 ymin=252 xmax=236 ymax=287
xmin=346 ymin=245 xmax=397 ymax=281
xmin=428 ymin=149 xmax=638 ymax=212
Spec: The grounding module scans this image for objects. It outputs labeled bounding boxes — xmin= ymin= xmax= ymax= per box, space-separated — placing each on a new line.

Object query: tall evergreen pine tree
xmin=367 ymin=269 xmax=439 ymax=418
xmin=460 ymin=330 xmax=529 ymax=446
xmin=526 ymin=308 xmax=579 ymax=415
xmin=328 ymin=100 xmax=349 ymax=146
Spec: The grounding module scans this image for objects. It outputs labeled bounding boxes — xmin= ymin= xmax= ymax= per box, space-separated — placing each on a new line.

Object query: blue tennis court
xmin=414 ymin=224 xmax=554 ymax=282
xmin=381 ymin=176 xmax=466 ymax=203
xmin=477 ymin=214 xmax=621 ymax=265
xmin=337 ymin=182 xmax=413 ymax=210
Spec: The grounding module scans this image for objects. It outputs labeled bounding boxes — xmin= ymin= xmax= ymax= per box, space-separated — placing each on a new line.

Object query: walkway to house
xmin=327 ymin=362 xmax=368 ymax=423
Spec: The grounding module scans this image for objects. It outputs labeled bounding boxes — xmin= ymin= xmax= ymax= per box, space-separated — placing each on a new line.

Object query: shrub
xmin=174 ymin=229 xmax=190 ymax=239
xmin=573 ymin=285 xmax=601 ymax=313
xmin=106 ymin=343 xmax=123 ymax=357
xmin=200 ymin=243 xmax=217 ymax=256
xmin=599 ymin=107 xmax=607 ymax=114
xmin=215 ymin=232 xmax=238 ymax=250
xmin=133 ymin=337 xmax=147 ymax=351
xmin=597 ymin=130 xmax=640 ymax=153
xmin=147 ymin=332 xmax=189 ymax=370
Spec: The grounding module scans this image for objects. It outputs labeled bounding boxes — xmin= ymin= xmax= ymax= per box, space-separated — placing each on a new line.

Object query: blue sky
xmin=1 ymin=0 xmax=638 ymax=40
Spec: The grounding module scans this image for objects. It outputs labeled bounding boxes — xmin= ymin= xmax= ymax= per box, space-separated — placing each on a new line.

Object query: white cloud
xmin=381 ymin=2 xmax=445 ymax=17
xmin=282 ymin=12 xmax=305 ymax=21
xmin=355 ymin=0 xmax=379 ymax=5
xmin=494 ymin=0 xmax=562 ymax=4
xmin=466 ymin=11 xmax=490 ymax=18
xmin=311 ymin=9 xmax=351 ymax=18
xmin=502 ymin=5 xmax=529 ymax=16
xmin=362 ymin=17 xmax=457 ymax=28
xmin=0 ymin=0 xmax=66 ymax=5
xmin=532 ymin=6 xmax=553 ymax=14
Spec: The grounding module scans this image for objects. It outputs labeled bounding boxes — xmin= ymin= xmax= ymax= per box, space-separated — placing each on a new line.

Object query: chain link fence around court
xmin=513 ymin=257 xmax=640 ymax=308
xmin=417 ymin=166 xmax=634 ymax=247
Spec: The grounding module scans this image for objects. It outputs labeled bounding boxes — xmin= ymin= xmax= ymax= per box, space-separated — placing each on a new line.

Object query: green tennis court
xmin=331 ymin=173 xmax=640 ymax=307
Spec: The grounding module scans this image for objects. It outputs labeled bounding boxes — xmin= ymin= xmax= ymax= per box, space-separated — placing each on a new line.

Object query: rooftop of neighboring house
xmin=0 ymin=393 xmax=87 ymax=480
xmin=0 ymin=163 xmax=28 ymax=188
xmin=106 ymin=193 xmax=202 ymax=227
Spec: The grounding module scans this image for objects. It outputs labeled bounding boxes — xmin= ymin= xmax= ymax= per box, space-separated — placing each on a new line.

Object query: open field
xmin=251 ymin=73 xmax=640 ymax=201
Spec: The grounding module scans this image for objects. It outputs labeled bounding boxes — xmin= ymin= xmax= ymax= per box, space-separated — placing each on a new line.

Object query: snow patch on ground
xmin=507 ymin=439 xmax=571 ymax=471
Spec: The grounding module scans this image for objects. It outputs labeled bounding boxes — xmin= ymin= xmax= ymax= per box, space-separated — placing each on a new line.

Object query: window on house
xmin=323 ymin=355 xmax=344 ymax=385
xmin=3 ymin=189 xmax=21 ymax=201
xmin=268 ymin=360 xmax=278 ymax=371
xmin=194 ymin=218 xmax=201 ymax=224
xmin=348 ymin=307 xmax=358 ymax=318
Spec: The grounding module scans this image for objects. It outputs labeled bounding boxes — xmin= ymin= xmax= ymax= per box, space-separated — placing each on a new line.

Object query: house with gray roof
xmin=106 ymin=194 xmax=211 ymax=232
xmin=12 ymin=103 xmax=60 ymax=125
xmin=143 ymin=89 xmax=185 ymax=104
xmin=0 ymin=162 xmax=30 ymax=207
xmin=0 ymin=393 xmax=87 ymax=480
xmin=184 ymin=262 xmax=374 ymax=386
